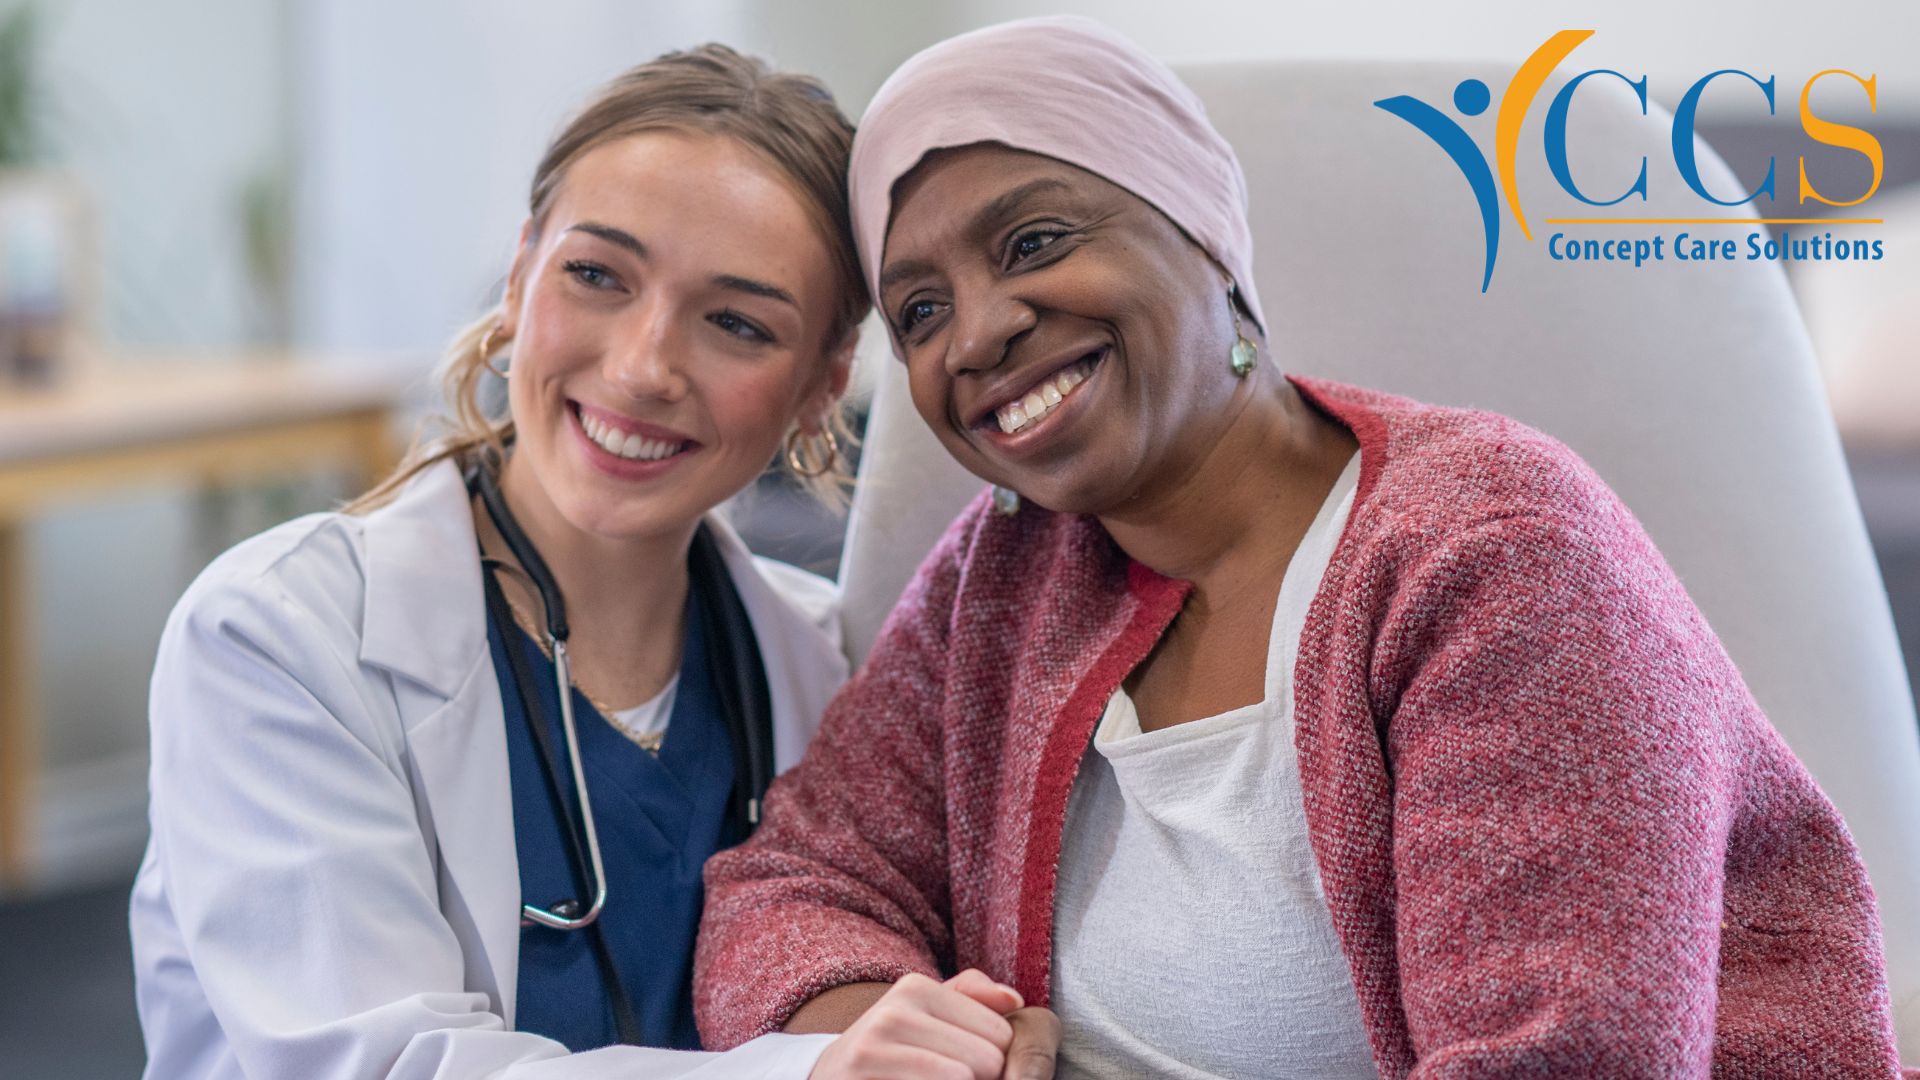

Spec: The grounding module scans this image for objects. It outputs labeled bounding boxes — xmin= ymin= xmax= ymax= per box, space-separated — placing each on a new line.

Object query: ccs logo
xmin=1375 ymin=30 xmax=1886 ymax=291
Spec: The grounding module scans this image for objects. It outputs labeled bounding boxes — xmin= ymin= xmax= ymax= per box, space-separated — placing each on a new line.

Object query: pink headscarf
xmin=849 ymin=15 xmax=1264 ymax=342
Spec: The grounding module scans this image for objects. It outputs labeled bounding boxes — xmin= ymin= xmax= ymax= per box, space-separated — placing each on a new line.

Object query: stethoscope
xmin=465 ymin=449 xmax=776 ymax=951
xmin=472 ymin=454 xmax=648 ymax=1043
xmin=466 ymin=447 xmax=776 ymax=1047
xmin=469 ymin=454 xmax=611 ymax=932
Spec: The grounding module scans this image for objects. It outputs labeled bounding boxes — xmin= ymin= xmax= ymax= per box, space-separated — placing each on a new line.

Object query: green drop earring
xmin=1228 ymin=285 xmax=1258 ymax=379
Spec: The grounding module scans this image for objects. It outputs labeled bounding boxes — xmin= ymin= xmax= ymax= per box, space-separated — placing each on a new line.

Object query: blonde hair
xmin=348 ymin=44 xmax=868 ymax=515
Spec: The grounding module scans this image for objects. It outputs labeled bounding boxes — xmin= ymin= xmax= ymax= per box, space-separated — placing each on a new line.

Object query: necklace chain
xmin=493 ymin=568 xmax=666 ymax=755
xmin=474 ymin=487 xmax=668 ymax=754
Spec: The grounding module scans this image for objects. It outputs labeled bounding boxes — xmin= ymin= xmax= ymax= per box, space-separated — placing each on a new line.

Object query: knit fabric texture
xmin=695 ymin=376 xmax=1902 ymax=1077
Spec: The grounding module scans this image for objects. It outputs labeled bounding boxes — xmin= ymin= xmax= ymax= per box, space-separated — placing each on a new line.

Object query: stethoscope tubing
xmin=522 ymin=638 xmax=609 ymax=931
xmin=470 ymin=453 xmax=608 ymax=932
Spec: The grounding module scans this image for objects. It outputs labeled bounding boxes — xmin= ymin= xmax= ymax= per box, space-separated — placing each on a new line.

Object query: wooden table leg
xmin=0 ymin=518 xmax=36 ymax=890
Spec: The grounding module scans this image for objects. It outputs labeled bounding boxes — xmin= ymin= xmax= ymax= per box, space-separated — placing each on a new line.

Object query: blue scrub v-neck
xmin=489 ymin=585 xmax=743 ymax=1051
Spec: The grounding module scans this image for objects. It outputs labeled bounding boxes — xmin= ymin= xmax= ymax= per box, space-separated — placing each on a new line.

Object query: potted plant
xmin=0 ymin=3 xmax=87 ymax=387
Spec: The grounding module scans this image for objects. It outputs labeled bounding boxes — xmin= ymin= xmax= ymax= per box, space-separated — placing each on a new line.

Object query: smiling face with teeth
xmin=494 ymin=130 xmax=851 ymax=546
xmin=879 ymin=144 xmax=1258 ymax=516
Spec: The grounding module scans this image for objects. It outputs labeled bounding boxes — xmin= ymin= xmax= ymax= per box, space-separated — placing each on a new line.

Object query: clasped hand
xmin=809 ymin=970 xmax=1061 ymax=1080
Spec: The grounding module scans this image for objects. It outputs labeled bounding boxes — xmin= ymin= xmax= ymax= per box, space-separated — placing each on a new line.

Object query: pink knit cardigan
xmin=696 ymin=376 xmax=1902 ymax=1077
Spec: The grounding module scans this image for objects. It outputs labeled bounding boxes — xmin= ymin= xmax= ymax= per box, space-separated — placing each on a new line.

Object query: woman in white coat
xmin=131 ymin=45 xmax=1028 ymax=1080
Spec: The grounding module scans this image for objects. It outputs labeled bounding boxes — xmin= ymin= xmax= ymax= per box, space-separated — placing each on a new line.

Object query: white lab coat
xmin=130 ymin=459 xmax=848 ymax=1079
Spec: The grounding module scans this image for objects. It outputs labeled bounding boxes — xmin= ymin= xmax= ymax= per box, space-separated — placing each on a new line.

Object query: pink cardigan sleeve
xmin=693 ymin=507 xmax=979 ymax=1049
xmin=1374 ymin=509 xmax=1898 ymax=1077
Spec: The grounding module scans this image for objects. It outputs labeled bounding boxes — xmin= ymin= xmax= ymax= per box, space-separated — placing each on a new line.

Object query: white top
xmin=607 ymin=675 xmax=678 ymax=750
xmin=131 ymin=459 xmax=845 ymax=1080
xmin=1050 ymin=452 xmax=1374 ymax=1080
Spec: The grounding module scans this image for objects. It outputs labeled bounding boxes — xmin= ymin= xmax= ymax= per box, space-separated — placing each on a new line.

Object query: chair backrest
xmin=838 ymin=58 xmax=1920 ymax=1055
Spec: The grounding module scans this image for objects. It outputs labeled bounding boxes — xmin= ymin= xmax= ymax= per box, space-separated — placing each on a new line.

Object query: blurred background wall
xmin=0 ymin=1 xmax=1913 ymax=1075
xmin=12 ymin=0 xmax=294 ymax=894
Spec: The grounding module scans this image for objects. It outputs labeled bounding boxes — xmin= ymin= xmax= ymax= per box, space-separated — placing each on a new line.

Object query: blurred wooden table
xmin=0 ymin=354 xmax=417 ymax=888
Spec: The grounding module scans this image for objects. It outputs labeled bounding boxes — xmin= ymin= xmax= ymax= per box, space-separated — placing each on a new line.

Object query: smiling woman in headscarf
xmin=693 ymin=16 xmax=1903 ymax=1079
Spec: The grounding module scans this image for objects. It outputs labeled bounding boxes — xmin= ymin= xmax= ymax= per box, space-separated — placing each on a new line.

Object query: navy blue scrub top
xmin=488 ymin=585 xmax=746 ymax=1051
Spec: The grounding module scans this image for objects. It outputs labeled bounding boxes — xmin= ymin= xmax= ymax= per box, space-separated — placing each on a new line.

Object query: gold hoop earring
xmin=784 ymin=426 xmax=839 ymax=478
xmin=480 ymin=322 xmax=510 ymax=377
xmin=1227 ymin=286 xmax=1258 ymax=379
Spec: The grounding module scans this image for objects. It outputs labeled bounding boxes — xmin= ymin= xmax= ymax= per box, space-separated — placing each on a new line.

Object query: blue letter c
xmin=1545 ymin=69 xmax=1650 ymax=206
xmin=1673 ymin=70 xmax=1777 ymax=205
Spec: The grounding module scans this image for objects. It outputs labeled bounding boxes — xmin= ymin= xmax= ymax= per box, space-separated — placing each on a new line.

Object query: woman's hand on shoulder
xmin=808 ymin=969 xmax=1058 ymax=1080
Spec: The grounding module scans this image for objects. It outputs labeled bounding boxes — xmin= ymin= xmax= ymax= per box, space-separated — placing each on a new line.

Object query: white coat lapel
xmin=358 ymin=461 xmax=486 ymax=698
xmin=358 ymin=460 xmax=524 ymax=1023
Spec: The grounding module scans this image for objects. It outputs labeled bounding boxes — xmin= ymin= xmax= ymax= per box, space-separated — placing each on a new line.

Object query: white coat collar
xmin=358 ymin=457 xmax=488 ymax=698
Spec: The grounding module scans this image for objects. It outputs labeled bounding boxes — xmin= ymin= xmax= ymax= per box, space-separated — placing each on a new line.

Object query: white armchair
xmin=837 ymin=59 xmax=1920 ymax=1057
